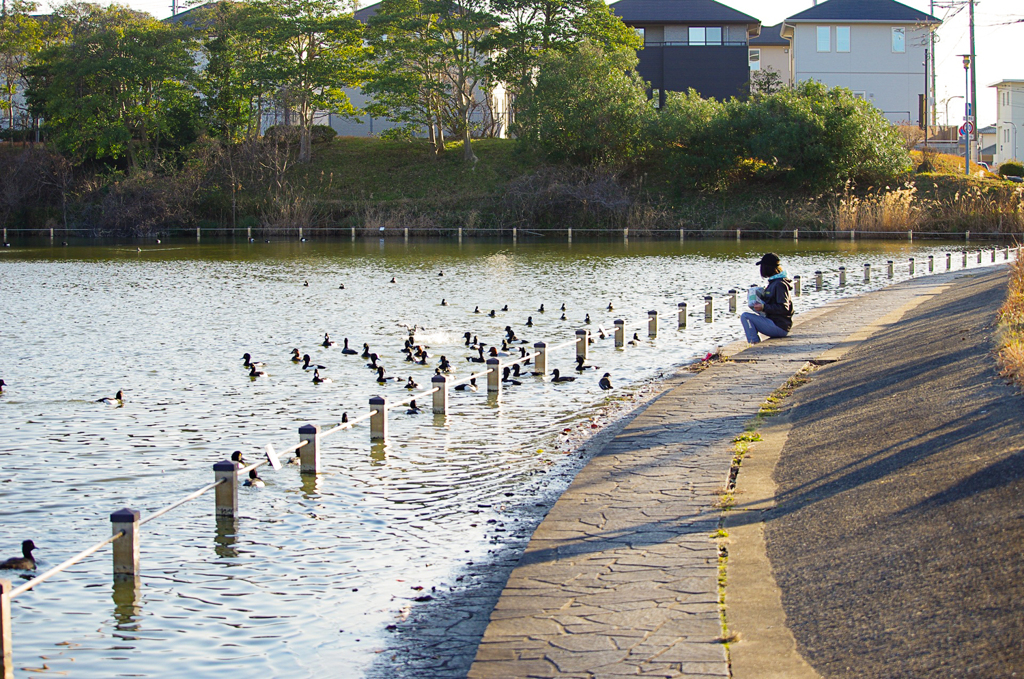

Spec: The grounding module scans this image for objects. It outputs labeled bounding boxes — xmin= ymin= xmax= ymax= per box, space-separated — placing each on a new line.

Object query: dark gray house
xmin=609 ymin=0 xmax=761 ymax=105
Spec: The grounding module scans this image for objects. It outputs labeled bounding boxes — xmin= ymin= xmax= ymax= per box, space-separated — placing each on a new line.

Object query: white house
xmin=782 ymin=0 xmax=940 ymax=124
xmin=748 ymin=22 xmax=792 ymax=87
xmin=991 ymin=80 xmax=1024 ymax=166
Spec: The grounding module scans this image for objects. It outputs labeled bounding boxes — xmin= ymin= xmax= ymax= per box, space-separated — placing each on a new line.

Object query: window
xmin=688 ymin=27 xmax=722 ymax=46
xmin=836 ymin=26 xmax=850 ymax=52
xmin=635 ymin=27 xmax=645 ymax=42
xmin=749 ymin=48 xmax=761 ymax=71
xmin=853 ymin=91 xmax=867 ymax=100
xmin=892 ymin=27 xmax=905 ymax=53
xmin=817 ymin=26 xmax=830 ymax=52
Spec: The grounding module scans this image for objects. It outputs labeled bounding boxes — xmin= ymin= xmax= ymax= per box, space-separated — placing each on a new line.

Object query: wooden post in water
xmin=486 ymin=358 xmax=501 ymax=395
xmin=648 ymin=311 xmax=658 ymax=337
xmin=432 ymin=374 xmax=448 ymax=415
xmin=1005 ymin=247 xmax=1010 ymax=261
xmin=623 ymin=228 xmax=629 ymax=243
xmin=575 ymin=330 xmax=588 ymax=361
xmin=567 ymin=228 xmax=572 ymax=244
xmin=298 ymin=227 xmax=303 ymax=241
xmin=458 ymin=228 xmax=463 ymax=245
xmin=909 ymin=258 xmax=915 ymax=275
xmin=614 ymin=321 xmax=625 ymax=348
xmin=247 ymin=227 xmax=252 ymax=240
xmin=991 ymin=249 xmax=997 ymax=263
xmin=947 ymin=253 xmax=952 ymax=270
xmin=728 ymin=290 xmax=737 ymax=313
xmin=928 ymin=255 xmax=934 ymax=272
xmin=680 ymin=228 xmax=685 ymax=242
xmin=977 ymin=250 xmax=982 ymax=264
xmin=864 ymin=263 xmax=870 ymax=282
xmin=793 ymin=229 xmax=799 ymax=241
xmin=512 ymin=228 xmax=517 ymax=244
xmin=704 ymin=296 xmax=713 ymax=323
xmin=736 ymin=229 xmax=741 ymax=241
xmin=815 ymin=271 xmax=823 ymax=290
xmin=850 ymin=229 xmax=855 ymax=241
xmin=214 ymin=460 xmax=238 ymax=518
xmin=887 ymin=261 xmax=894 ymax=278
xmin=351 ymin=227 xmax=356 ymax=241
xmin=907 ymin=230 xmax=913 ymax=241
xmin=370 ymin=396 xmax=388 ymax=441
xmin=965 ymin=230 xmax=970 ymax=242
xmin=298 ymin=424 xmax=320 ymax=474
xmin=793 ymin=275 xmax=801 ymax=296
xmin=839 ymin=267 xmax=846 ymax=286
xmin=963 ymin=251 xmax=968 ymax=268
xmin=49 ymin=228 xmax=54 ymax=243
xmin=110 ymin=508 xmax=140 ymax=579
xmin=1 ymin=579 xmax=11 ymax=679
xmin=678 ymin=302 xmax=687 ymax=328
xmin=196 ymin=227 xmax=201 ymax=242
xmin=534 ymin=342 xmax=548 ymax=373
xmin=404 ymin=228 xmax=409 ymax=242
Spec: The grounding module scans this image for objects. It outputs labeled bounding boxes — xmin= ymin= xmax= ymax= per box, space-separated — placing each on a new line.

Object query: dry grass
xmin=997 ymin=255 xmax=1024 ymax=388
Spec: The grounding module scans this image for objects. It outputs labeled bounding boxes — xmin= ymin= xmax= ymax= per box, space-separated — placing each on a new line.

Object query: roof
xmin=786 ymin=0 xmax=939 ymax=24
xmin=163 ymin=2 xmax=218 ymax=26
xmin=979 ymin=125 xmax=996 ymax=134
xmin=750 ymin=22 xmax=788 ymax=46
xmin=354 ymin=1 xmax=380 ymax=23
xmin=610 ymin=0 xmax=759 ymax=25
xmin=990 ymin=80 xmax=1024 ymax=87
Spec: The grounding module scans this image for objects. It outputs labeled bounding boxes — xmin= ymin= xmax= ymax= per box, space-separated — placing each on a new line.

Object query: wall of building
xmin=995 ymin=83 xmax=1024 ymax=165
xmin=637 ymin=44 xmax=750 ymax=102
xmin=792 ymin=22 xmax=931 ymax=124
xmin=752 ymin=45 xmax=791 ymax=85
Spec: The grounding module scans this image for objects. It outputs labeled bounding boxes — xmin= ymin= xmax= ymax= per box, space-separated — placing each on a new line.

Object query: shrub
xmin=999 ymin=161 xmax=1024 ymax=178
xmin=310 ymin=125 xmax=337 ymax=144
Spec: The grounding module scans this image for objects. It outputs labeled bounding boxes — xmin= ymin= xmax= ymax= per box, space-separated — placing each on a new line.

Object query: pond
xmin=0 ymin=237 xmax=988 ymax=677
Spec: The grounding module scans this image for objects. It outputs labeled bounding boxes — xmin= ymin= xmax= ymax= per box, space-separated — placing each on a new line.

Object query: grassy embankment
xmin=283 ymin=141 xmax=1024 ymax=236
xmin=998 ymin=256 xmax=1024 ymax=388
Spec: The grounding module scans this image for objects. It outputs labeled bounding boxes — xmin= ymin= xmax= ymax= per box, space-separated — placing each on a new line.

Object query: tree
xmin=748 ymin=66 xmax=784 ymax=97
xmin=25 ymin=3 xmax=199 ymax=164
xmin=486 ymin=0 xmax=640 ymax=100
xmin=513 ymin=41 xmax=652 ymax=166
xmin=0 ymin=0 xmax=42 ymax=138
xmin=247 ymin=0 xmax=365 ymax=163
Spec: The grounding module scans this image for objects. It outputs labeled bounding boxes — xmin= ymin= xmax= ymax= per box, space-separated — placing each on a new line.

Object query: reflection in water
xmin=111 ymin=576 xmax=142 ymax=635
xmin=0 ymin=238 xmax=984 ymax=677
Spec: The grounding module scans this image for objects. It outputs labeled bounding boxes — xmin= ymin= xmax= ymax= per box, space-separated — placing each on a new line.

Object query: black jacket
xmin=762 ymin=277 xmax=794 ymax=332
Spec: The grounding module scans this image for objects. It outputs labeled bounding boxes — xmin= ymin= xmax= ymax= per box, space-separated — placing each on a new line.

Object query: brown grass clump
xmin=997 ymin=255 xmax=1024 ymax=388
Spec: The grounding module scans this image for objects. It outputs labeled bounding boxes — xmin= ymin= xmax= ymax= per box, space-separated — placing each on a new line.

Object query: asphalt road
xmin=765 ymin=267 xmax=1024 ymax=678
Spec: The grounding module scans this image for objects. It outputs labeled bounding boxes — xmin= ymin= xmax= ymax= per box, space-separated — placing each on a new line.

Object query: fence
xmin=1 ymin=244 xmax=1020 ymax=678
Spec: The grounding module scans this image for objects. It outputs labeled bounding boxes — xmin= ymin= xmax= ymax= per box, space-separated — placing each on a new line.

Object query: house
xmin=991 ymin=80 xmax=1024 ymax=166
xmin=782 ymin=0 xmax=940 ymax=124
xmin=748 ymin=22 xmax=792 ymax=88
xmin=609 ymin=0 xmax=761 ymax=106
xmin=978 ymin=124 xmax=996 ymax=166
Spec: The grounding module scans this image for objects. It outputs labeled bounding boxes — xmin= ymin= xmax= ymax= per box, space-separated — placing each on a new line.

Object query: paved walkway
xmin=468 ymin=265 xmax=1006 ymax=679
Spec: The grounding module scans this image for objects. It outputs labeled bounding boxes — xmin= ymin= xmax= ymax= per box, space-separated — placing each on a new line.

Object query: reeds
xmin=997 ymin=255 xmax=1024 ymax=389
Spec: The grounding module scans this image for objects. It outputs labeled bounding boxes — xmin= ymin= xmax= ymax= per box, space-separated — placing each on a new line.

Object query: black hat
xmin=755 ymin=253 xmax=780 ymax=268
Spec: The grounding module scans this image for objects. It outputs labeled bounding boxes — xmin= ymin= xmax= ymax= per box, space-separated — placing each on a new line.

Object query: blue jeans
xmin=740 ymin=312 xmax=788 ymax=344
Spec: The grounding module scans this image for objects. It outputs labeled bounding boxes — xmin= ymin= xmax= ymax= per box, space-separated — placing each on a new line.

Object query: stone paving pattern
xmin=468 ymin=270 xmax=974 ymax=679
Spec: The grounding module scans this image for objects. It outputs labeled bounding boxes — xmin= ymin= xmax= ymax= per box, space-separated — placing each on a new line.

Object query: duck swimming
xmin=488 ymin=310 xmax=496 ymax=318
xmin=406 ymin=400 xmax=422 ymax=414
xmin=405 ymin=376 xmax=419 ymax=389
xmin=526 ymin=316 xmax=533 ymax=327
xmin=303 ymin=281 xmax=309 ymax=287
xmin=243 ymin=469 xmax=265 ymax=487
xmin=249 ymin=364 xmax=267 ymax=378
xmin=339 ymin=283 xmax=345 ymax=289
xmin=312 ymin=369 xmax=331 ymax=384
xmin=560 ymin=313 xmax=567 ymax=321
xmin=501 ymin=367 xmax=522 ymax=386
xmin=342 ymin=339 xmax=357 ymax=355
xmin=628 ymin=333 xmax=641 ymax=346
xmin=537 ymin=304 xmax=545 ymax=313
xmin=231 ymin=451 xmax=246 ymax=464
xmin=467 ymin=346 xmax=485 ymax=363
xmin=474 ymin=306 xmax=480 ymax=314
xmin=438 ymin=356 xmax=453 ymax=372
xmin=361 ymin=343 xmax=371 ymax=359
xmin=501 ymin=305 xmax=509 ymax=312
xmin=322 ymin=333 xmax=336 ymax=348
xmin=607 ymin=303 xmax=614 ymax=311
xmin=376 ymin=366 xmax=398 ymax=383
xmin=454 ymin=378 xmax=478 ymax=392
xmin=518 ymin=347 xmax=532 ymax=364
xmin=0 ymin=540 xmax=37 ymax=570
xmin=291 ymin=348 xmax=302 ymax=362
xmin=301 ymin=354 xmax=325 ymax=371
xmin=441 ymin=299 xmax=448 ymax=306
xmin=599 ymin=373 xmax=613 ymax=390
xmin=97 ymin=390 xmax=124 ymax=404
xmin=551 ymin=369 xmax=576 ymax=383
xmin=242 ymin=353 xmax=265 ymax=369
xmin=463 ymin=332 xmax=473 ymax=346
xmin=365 ymin=353 xmax=381 ymax=369
xmin=575 ymin=356 xmax=599 ymax=371
xmin=0 ymin=379 xmax=7 ymax=393
xmin=584 ymin=314 xmax=591 ymax=324
xmin=390 ymin=277 xmax=397 ymax=283
xmin=560 ymin=303 xmax=566 ymax=312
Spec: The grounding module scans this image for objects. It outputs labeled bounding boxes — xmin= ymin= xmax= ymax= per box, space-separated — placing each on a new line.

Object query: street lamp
xmin=960 ymin=54 xmax=971 ymax=175
xmin=944 ymin=95 xmax=964 ymax=127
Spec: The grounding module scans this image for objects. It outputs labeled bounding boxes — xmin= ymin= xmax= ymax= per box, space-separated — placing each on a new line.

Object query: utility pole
xmin=930 ymin=0 xmax=937 ymax=129
xmin=969 ymin=0 xmax=977 ymax=163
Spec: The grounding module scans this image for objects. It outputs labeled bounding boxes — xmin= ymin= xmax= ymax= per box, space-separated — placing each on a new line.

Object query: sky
xmin=37 ymin=0 xmax=1023 ymax=127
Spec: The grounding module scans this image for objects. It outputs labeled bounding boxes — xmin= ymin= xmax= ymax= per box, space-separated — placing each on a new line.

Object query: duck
xmin=488 ymin=309 xmax=496 ymax=318
xmin=501 ymin=305 xmax=509 ymax=312
xmin=390 ymin=277 xmax=397 ymax=283
xmin=438 ymin=356 xmax=453 ymax=372
xmin=243 ymin=469 xmax=265 ymax=487
xmin=628 ymin=333 xmax=641 ymax=346
xmin=312 ymin=369 xmax=331 ymax=384
xmin=537 ymin=304 xmax=545 ymax=313
xmin=0 ymin=540 xmax=37 ymax=570
xmin=0 ymin=379 xmax=7 ymax=393
xmin=231 ymin=451 xmax=246 ymax=464
xmin=474 ymin=306 xmax=480 ymax=314
xmin=598 ymin=327 xmax=608 ymax=340
xmin=551 ymin=369 xmax=576 ymax=383
xmin=513 ymin=363 xmax=543 ymax=378
xmin=97 ymin=390 xmax=124 ymax=404
xmin=406 ymin=400 xmax=422 ymax=414
xmin=376 ymin=366 xmax=398 ymax=383
xmin=303 ymin=281 xmax=309 ymax=287
xmin=300 ymin=237 xmax=307 ymax=242
xmin=463 ymin=332 xmax=473 ymax=346
xmin=291 ymin=348 xmax=302 ymax=362
xmin=607 ymin=303 xmax=614 ymax=311
xmin=560 ymin=313 xmax=567 ymax=321
xmin=441 ymin=299 xmax=448 ymax=306
xmin=490 ymin=346 xmax=510 ymax=358
xmin=361 ymin=343 xmax=372 ymax=359
xmin=518 ymin=347 xmax=532 ymax=364
xmin=576 ymin=356 xmax=599 ymax=371
xmin=301 ymin=354 xmax=325 ymax=371
xmin=242 ymin=353 xmax=265 ymax=369
xmin=249 ymin=237 xmax=256 ymax=243
xmin=339 ymin=283 xmax=345 ymax=289
xmin=584 ymin=314 xmax=591 ymax=324
xmin=467 ymin=347 xmax=486 ymax=363
xmin=405 ymin=377 xmax=419 ymax=389
xmin=342 ymin=339 xmax=358 ymax=355
xmin=454 ymin=378 xmax=478 ymax=392
xmin=560 ymin=303 xmax=566 ymax=312
xmin=438 ymin=271 xmax=444 ymax=277
xmin=526 ymin=316 xmax=534 ymax=327
xmin=599 ymin=373 xmax=613 ymax=390
xmin=365 ymin=353 xmax=381 ymax=369
xmin=249 ymin=364 xmax=267 ymax=378
xmin=322 ymin=333 xmax=336 ymax=348
xmin=501 ymin=367 xmax=522 ymax=386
